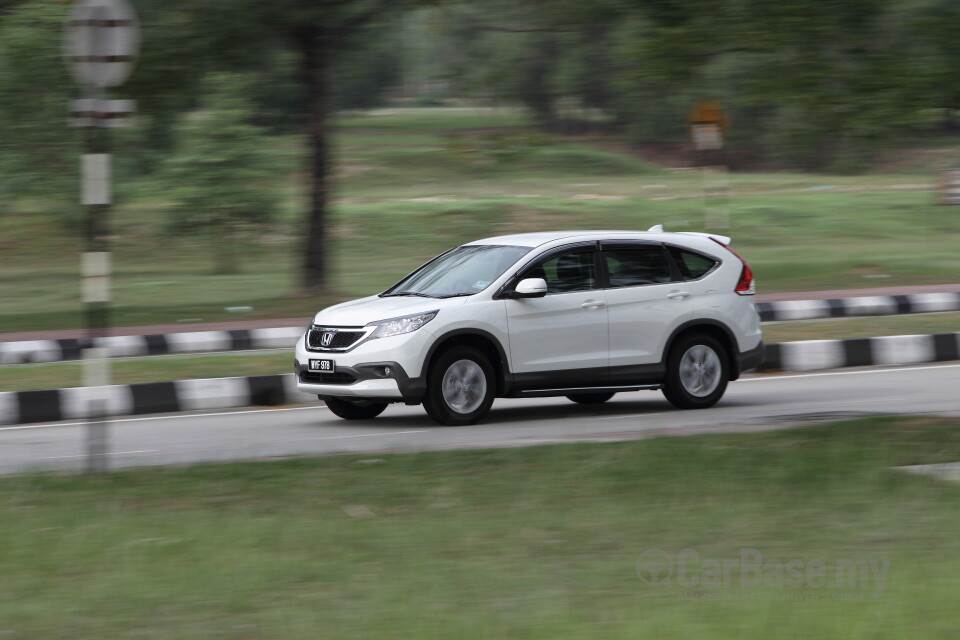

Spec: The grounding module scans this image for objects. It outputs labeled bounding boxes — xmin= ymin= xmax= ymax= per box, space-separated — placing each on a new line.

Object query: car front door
xmin=503 ymin=244 xmax=608 ymax=388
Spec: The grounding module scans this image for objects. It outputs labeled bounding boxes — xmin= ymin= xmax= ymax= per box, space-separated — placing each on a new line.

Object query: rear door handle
xmin=581 ymin=300 xmax=606 ymax=309
xmin=667 ymin=291 xmax=690 ymax=300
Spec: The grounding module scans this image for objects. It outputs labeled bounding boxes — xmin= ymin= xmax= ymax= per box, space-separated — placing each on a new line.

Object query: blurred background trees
xmin=161 ymin=74 xmax=279 ymax=275
xmin=1 ymin=0 xmax=959 ymax=292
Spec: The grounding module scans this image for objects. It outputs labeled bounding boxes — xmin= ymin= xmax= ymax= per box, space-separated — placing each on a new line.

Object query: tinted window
xmin=604 ymin=244 xmax=671 ymax=288
xmin=523 ymin=249 xmax=597 ymax=293
xmin=668 ymin=246 xmax=718 ymax=280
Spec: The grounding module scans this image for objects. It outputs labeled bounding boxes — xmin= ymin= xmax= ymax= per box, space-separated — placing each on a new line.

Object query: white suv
xmin=295 ymin=227 xmax=764 ymax=425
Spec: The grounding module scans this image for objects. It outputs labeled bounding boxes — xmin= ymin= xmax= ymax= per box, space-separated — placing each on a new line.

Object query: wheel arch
xmin=422 ymin=329 xmax=510 ymax=396
xmin=662 ymin=320 xmax=742 ymax=380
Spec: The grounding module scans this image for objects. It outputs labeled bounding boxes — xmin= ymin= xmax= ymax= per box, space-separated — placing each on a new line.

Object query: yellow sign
xmin=689 ymin=100 xmax=729 ymax=131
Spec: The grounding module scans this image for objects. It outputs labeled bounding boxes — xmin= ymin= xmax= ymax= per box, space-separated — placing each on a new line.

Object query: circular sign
xmin=63 ymin=0 xmax=140 ymax=88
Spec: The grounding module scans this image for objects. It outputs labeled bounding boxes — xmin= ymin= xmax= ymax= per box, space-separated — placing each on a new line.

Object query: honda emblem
xmin=320 ymin=332 xmax=334 ymax=347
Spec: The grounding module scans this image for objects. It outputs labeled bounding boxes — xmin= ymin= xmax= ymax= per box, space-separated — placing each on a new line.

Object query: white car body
xmin=295 ymin=229 xmax=764 ymax=424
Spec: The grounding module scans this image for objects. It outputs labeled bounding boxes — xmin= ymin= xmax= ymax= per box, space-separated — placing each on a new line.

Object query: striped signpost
xmin=64 ymin=0 xmax=139 ymax=472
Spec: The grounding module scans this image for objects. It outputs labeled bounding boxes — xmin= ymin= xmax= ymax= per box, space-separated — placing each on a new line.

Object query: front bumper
xmin=298 ymin=377 xmax=404 ymax=399
xmin=294 ymin=358 xmax=427 ymax=402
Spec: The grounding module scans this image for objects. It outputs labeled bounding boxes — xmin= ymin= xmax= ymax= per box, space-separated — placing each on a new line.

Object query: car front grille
xmin=299 ymin=371 xmax=357 ymax=385
xmin=307 ymin=328 xmax=367 ymax=351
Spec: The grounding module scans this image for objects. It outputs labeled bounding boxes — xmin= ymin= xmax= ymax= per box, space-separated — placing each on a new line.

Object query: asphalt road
xmin=1 ymin=363 xmax=958 ymax=476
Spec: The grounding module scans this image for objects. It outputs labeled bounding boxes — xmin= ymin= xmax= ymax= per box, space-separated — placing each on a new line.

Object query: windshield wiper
xmin=380 ymin=291 xmax=437 ymax=298
xmin=437 ymin=292 xmax=475 ymax=298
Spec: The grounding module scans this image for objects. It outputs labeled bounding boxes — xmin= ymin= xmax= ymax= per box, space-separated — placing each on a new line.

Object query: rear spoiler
xmin=647 ymin=224 xmax=731 ymax=246
xmin=677 ymin=231 xmax=732 ymax=246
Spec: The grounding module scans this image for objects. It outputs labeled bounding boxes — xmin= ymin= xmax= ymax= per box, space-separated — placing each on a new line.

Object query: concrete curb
xmin=0 ymin=327 xmax=306 ymax=365
xmin=761 ymin=332 xmax=960 ymax=371
xmin=757 ymin=291 xmax=960 ymax=322
xmin=2 ymin=291 xmax=957 ymax=365
xmin=1 ymin=332 xmax=957 ymax=425
xmin=0 ymin=374 xmax=310 ymax=425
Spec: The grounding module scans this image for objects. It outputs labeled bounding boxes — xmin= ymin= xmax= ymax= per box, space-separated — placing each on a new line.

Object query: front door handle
xmin=667 ymin=291 xmax=690 ymax=300
xmin=581 ymin=300 xmax=606 ymax=309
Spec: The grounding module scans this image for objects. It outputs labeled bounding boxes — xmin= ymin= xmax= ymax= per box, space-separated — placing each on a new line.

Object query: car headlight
xmin=367 ymin=311 xmax=438 ymax=339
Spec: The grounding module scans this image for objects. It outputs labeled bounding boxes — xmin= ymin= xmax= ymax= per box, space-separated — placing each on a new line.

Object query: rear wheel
xmin=324 ymin=397 xmax=388 ymax=420
xmin=566 ymin=392 xmax=616 ymax=405
xmin=423 ymin=346 xmax=495 ymax=426
xmin=661 ymin=334 xmax=729 ymax=409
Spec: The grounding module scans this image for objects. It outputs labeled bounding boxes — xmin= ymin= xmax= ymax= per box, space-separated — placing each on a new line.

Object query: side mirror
xmin=511 ymin=277 xmax=548 ymax=299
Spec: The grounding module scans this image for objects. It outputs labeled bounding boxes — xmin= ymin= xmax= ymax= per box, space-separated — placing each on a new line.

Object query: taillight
xmin=710 ymin=237 xmax=755 ymax=295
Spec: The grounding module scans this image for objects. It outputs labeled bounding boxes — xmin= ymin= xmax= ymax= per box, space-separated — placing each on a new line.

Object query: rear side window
xmin=668 ymin=246 xmax=718 ymax=280
xmin=603 ymin=244 xmax=672 ymax=288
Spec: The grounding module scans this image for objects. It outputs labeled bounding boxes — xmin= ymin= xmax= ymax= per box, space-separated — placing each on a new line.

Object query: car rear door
xmin=601 ymin=241 xmax=698 ymax=383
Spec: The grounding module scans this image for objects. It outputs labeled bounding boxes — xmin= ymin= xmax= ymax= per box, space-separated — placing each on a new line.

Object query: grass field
xmin=760 ymin=311 xmax=960 ymax=343
xmin=1 ymin=106 xmax=958 ymax=334
xmin=0 ymin=415 xmax=958 ymax=638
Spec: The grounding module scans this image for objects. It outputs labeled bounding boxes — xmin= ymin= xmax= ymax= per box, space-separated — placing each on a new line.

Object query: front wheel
xmin=423 ymin=346 xmax=495 ymax=426
xmin=661 ymin=334 xmax=729 ymax=409
xmin=324 ymin=397 xmax=388 ymax=420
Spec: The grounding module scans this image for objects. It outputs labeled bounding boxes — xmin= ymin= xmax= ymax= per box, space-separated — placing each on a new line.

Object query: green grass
xmin=763 ymin=312 xmax=960 ymax=343
xmin=2 ymin=106 xmax=959 ymax=334
xmin=335 ymin=106 xmax=533 ymax=132
xmin=1 ymin=416 xmax=960 ymax=638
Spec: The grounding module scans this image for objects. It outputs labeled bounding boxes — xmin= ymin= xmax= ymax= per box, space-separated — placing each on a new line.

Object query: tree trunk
xmin=298 ymin=27 xmax=335 ymax=294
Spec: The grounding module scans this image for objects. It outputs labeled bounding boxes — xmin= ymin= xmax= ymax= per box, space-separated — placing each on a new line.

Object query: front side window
xmin=604 ymin=244 xmax=672 ymax=287
xmin=384 ymin=244 xmax=532 ymax=298
xmin=523 ymin=249 xmax=597 ymax=293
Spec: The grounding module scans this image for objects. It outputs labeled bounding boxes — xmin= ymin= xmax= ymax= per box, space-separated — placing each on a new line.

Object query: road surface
xmin=0 ymin=363 xmax=957 ymax=475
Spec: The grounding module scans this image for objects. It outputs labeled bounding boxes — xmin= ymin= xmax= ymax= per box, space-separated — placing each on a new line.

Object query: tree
xmin=622 ymin=0 xmax=942 ymax=169
xmin=159 ymin=0 xmax=415 ymax=295
xmin=162 ymin=74 xmax=279 ymax=274
xmin=1 ymin=0 xmax=419 ymax=293
xmin=0 ymin=1 xmax=80 ymax=219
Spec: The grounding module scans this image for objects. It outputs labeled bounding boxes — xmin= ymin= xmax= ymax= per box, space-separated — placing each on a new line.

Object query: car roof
xmin=463 ymin=229 xmax=731 ymax=248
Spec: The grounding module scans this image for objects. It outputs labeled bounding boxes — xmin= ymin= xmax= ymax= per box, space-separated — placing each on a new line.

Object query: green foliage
xmin=616 ymin=0 xmax=958 ymax=169
xmin=161 ymin=74 xmax=281 ymax=274
xmin=0 ymin=2 xmax=79 ymax=220
xmin=414 ymin=0 xmax=960 ymax=171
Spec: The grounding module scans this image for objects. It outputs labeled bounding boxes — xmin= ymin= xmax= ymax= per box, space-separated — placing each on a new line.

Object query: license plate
xmin=308 ymin=359 xmax=334 ymax=373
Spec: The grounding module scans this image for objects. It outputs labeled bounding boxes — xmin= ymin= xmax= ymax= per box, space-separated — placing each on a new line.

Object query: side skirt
xmin=512 ymin=384 xmax=661 ymax=398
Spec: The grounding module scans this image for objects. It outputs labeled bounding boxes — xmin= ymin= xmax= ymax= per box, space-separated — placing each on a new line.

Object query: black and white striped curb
xmin=1 ymin=332 xmax=957 ymax=425
xmin=2 ymin=291 xmax=958 ymax=365
xmin=0 ymin=374 xmax=312 ymax=425
xmin=0 ymin=327 xmax=305 ymax=365
xmin=762 ymin=332 xmax=960 ymax=372
xmin=757 ymin=291 xmax=960 ymax=322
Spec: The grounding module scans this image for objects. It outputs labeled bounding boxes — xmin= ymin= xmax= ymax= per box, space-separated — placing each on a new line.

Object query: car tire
xmin=566 ymin=392 xmax=616 ymax=405
xmin=661 ymin=334 xmax=729 ymax=409
xmin=324 ymin=397 xmax=388 ymax=420
xmin=423 ymin=346 xmax=495 ymax=426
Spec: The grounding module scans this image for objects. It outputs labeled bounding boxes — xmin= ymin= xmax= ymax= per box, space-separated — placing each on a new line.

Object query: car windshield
xmin=383 ymin=244 xmax=532 ymax=298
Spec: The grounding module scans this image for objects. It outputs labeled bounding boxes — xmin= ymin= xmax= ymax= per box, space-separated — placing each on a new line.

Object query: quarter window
xmin=603 ymin=244 xmax=671 ymax=288
xmin=668 ymin=246 xmax=718 ymax=280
